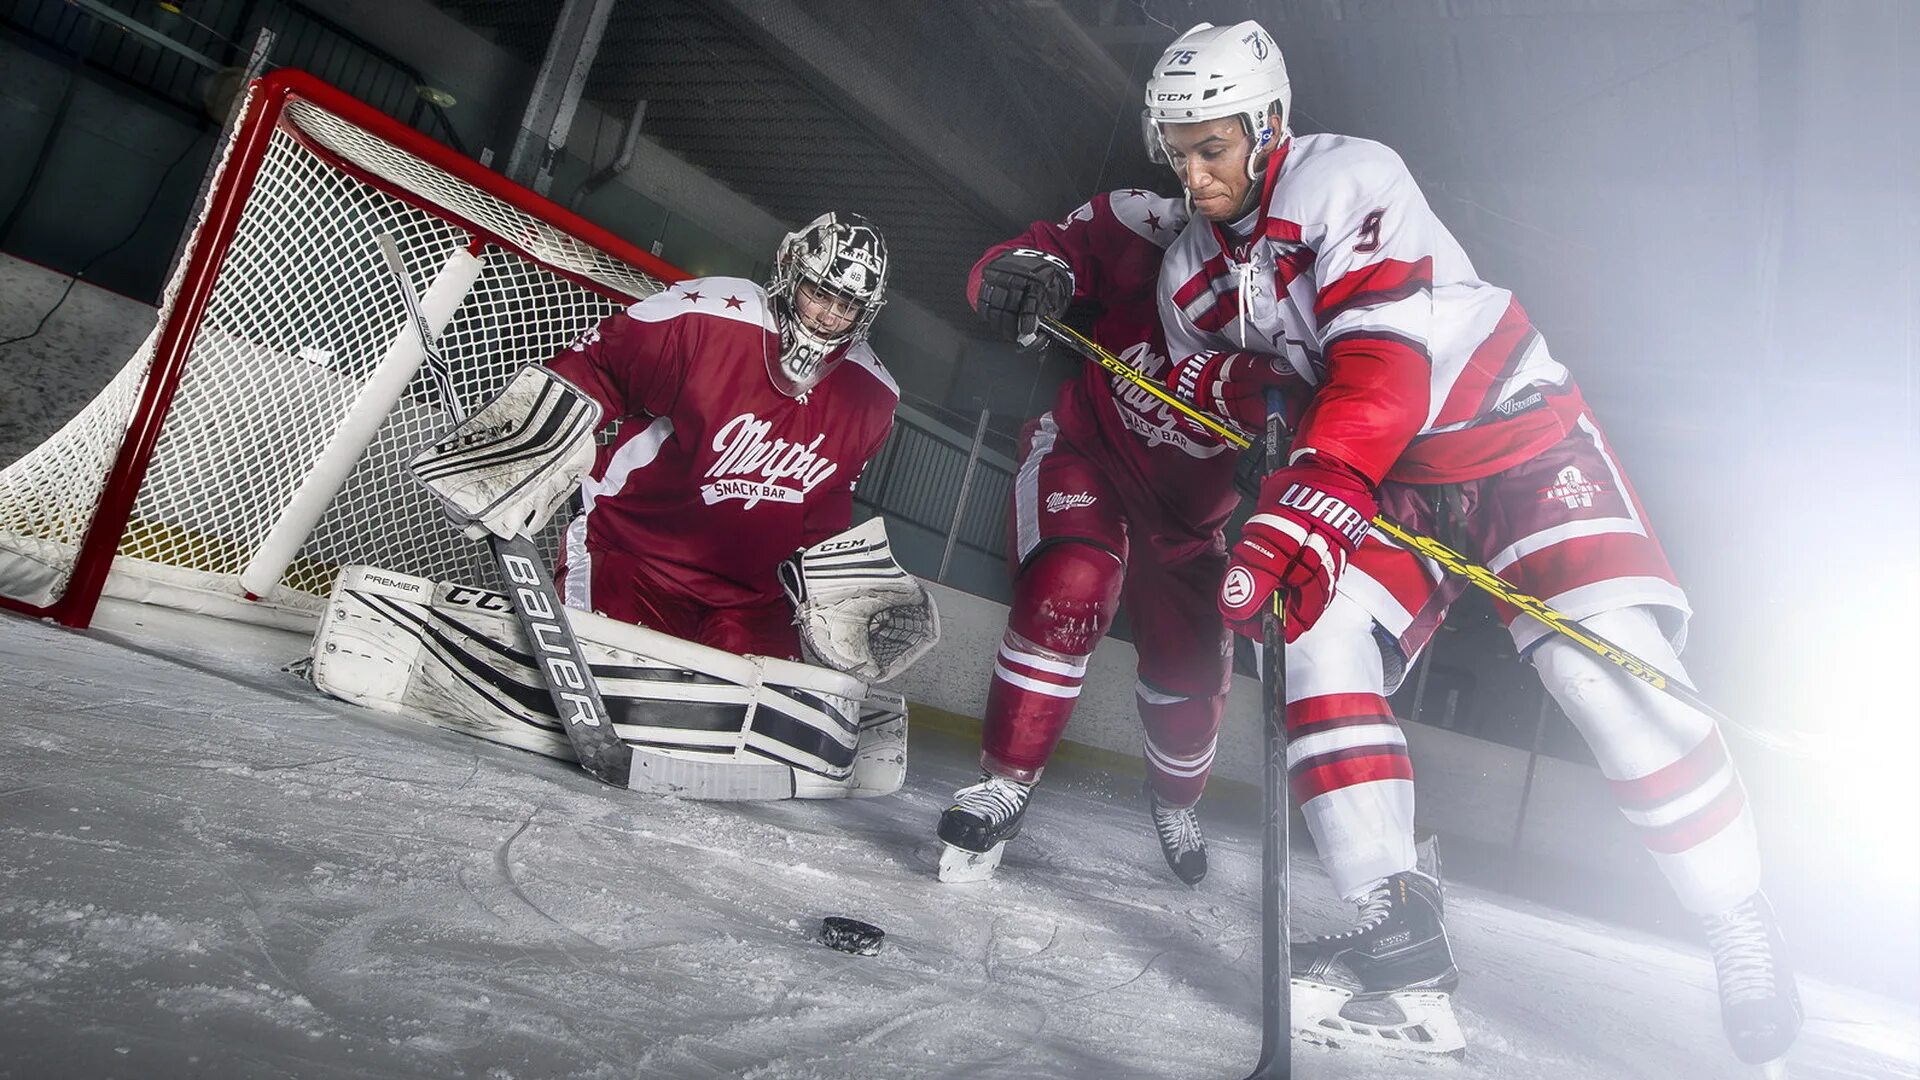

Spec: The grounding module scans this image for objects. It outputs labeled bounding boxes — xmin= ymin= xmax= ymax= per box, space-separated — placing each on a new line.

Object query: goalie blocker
xmin=308 ymin=565 xmax=907 ymax=800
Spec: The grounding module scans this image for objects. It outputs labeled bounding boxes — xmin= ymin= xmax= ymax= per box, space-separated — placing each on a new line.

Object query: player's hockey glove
xmin=409 ymin=364 xmax=602 ymax=541
xmin=1221 ymin=453 xmax=1377 ymax=643
xmin=780 ymin=518 xmax=941 ymax=683
xmin=1167 ymin=350 xmax=1298 ymax=435
xmin=973 ymin=248 xmax=1073 ymax=346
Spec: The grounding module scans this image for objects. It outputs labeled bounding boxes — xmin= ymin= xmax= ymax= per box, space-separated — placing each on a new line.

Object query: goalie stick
xmin=1036 ymin=317 xmax=1807 ymax=756
xmin=377 ymin=234 xmax=630 ymax=787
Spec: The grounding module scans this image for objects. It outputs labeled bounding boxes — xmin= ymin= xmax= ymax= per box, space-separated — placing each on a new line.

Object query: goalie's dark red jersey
xmin=546 ymin=276 xmax=898 ymax=614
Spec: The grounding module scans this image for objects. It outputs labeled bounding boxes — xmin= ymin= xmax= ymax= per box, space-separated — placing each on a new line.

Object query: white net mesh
xmin=0 ymin=81 xmax=674 ymax=623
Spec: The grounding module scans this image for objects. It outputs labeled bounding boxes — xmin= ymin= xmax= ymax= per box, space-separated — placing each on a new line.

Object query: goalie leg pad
xmin=310 ymin=566 xmax=907 ymax=799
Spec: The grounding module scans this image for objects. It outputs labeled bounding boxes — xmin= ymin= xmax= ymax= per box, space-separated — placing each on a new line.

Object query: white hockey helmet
xmin=768 ymin=212 xmax=889 ymax=396
xmin=1143 ymin=20 xmax=1291 ymax=180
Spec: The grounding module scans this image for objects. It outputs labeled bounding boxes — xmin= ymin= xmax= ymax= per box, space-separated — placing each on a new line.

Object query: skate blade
xmin=1755 ymin=1058 xmax=1790 ymax=1080
xmin=937 ymin=841 xmax=1006 ymax=883
xmin=1291 ymin=978 xmax=1466 ymax=1058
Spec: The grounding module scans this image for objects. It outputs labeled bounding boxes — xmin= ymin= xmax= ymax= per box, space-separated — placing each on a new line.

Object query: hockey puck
xmin=818 ymin=916 xmax=885 ymax=956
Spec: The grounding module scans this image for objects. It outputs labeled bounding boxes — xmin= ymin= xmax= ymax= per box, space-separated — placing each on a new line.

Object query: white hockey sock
xmin=1531 ymin=605 xmax=1761 ymax=913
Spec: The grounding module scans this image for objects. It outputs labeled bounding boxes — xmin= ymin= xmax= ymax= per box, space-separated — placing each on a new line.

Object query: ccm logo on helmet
xmin=1153 ymin=91 xmax=1195 ymax=103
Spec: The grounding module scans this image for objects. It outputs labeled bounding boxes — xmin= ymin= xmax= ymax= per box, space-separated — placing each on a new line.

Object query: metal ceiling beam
xmin=505 ymin=0 xmax=617 ymax=194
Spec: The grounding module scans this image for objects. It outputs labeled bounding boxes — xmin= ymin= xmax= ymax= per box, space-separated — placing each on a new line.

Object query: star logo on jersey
xmin=1144 ymin=211 xmax=1164 ymax=233
xmin=724 ymin=295 xmax=745 ymax=310
xmin=680 ymin=289 xmax=704 ymax=304
xmin=1539 ymin=465 xmax=1607 ymax=510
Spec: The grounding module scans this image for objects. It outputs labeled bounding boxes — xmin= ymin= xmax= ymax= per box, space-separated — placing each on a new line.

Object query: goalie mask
xmin=1143 ymin=20 xmax=1291 ymax=183
xmin=767 ymin=212 xmax=889 ymax=397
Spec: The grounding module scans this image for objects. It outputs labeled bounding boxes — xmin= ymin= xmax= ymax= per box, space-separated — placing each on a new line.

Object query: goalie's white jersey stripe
xmin=993 ymin=663 xmax=1083 ymax=699
xmin=582 ymin=415 xmax=673 ymax=513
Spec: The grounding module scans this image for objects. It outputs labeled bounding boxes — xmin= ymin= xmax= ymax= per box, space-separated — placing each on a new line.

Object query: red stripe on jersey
xmin=1290 ymin=749 xmax=1415 ymax=803
xmin=1171 ymin=259 xmax=1242 ymax=335
xmin=1430 ymin=298 xmax=1537 ymax=428
xmin=1260 ymin=217 xmax=1318 ymax=291
xmin=1322 ymin=329 xmax=1429 ymax=364
xmin=1314 ymin=257 xmax=1434 ymax=325
xmin=1392 ymin=404 xmax=1573 ymax=484
xmin=1286 ymin=692 xmax=1396 ymax=735
xmin=1608 ymin=730 xmax=1730 ymax=811
xmin=1263 ymin=217 xmax=1304 ymax=245
xmin=1172 ymin=264 xmax=1215 ymax=309
xmin=1638 ymin=779 xmax=1747 ymax=854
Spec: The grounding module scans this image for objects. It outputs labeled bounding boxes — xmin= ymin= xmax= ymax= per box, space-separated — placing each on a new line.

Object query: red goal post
xmin=0 ymin=70 xmax=688 ymax=630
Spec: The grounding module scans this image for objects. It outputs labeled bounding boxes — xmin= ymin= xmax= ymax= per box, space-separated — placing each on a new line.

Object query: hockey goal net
xmin=0 ymin=70 xmax=685 ymax=630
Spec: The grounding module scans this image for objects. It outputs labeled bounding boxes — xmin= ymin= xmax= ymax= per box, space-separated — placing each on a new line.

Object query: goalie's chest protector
xmin=565 ymin=278 xmax=897 ymax=603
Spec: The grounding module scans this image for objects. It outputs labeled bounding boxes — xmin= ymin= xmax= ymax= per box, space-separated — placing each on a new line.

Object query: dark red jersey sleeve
xmin=545 ymin=300 xmax=686 ymax=423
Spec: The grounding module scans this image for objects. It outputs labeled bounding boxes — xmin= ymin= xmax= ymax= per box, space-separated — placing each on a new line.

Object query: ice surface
xmin=0 ymin=602 xmax=1914 ymax=1079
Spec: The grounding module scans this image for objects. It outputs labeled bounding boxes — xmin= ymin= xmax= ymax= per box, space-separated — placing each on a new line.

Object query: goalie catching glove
xmin=780 ymin=517 xmax=941 ymax=683
xmin=409 ymin=364 xmax=602 ymax=540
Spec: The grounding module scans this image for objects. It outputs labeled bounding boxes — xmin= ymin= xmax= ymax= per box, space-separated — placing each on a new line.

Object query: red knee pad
xmin=1009 ymin=541 xmax=1124 ymax=657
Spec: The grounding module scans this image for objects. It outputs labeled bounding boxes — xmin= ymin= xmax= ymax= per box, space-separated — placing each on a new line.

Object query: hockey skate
xmin=1705 ymin=892 xmax=1802 ymax=1077
xmin=1290 ymin=868 xmax=1466 ymax=1058
xmin=936 ymin=773 xmax=1033 ymax=883
xmin=1148 ymin=789 xmax=1207 ymax=886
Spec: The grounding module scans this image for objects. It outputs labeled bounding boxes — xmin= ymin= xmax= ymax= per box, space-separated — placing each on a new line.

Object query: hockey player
xmin=543 ymin=211 xmax=908 ymax=664
xmin=1144 ymin=19 xmax=1801 ymax=1071
xmin=316 ymin=213 xmax=937 ymax=800
xmin=934 ymin=188 xmax=1245 ymax=886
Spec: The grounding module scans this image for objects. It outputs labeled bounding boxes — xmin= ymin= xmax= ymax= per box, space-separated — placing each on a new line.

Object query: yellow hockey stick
xmin=1038 ymin=317 xmax=1801 ymax=751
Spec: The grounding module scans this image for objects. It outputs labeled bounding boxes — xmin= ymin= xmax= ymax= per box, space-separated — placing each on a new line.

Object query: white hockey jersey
xmin=1157 ymin=133 xmax=1583 ymax=485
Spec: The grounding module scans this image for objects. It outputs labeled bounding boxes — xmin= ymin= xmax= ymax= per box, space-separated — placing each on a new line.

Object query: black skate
xmin=1148 ymin=789 xmax=1207 ymax=886
xmin=1290 ymin=869 xmax=1465 ymax=1056
xmin=936 ymin=773 xmax=1032 ymax=882
xmin=1705 ymin=892 xmax=1802 ymax=1075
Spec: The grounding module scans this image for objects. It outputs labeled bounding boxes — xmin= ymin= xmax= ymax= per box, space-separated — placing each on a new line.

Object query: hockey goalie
xmin=309 ymin=212 xmax=939 ymax=799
